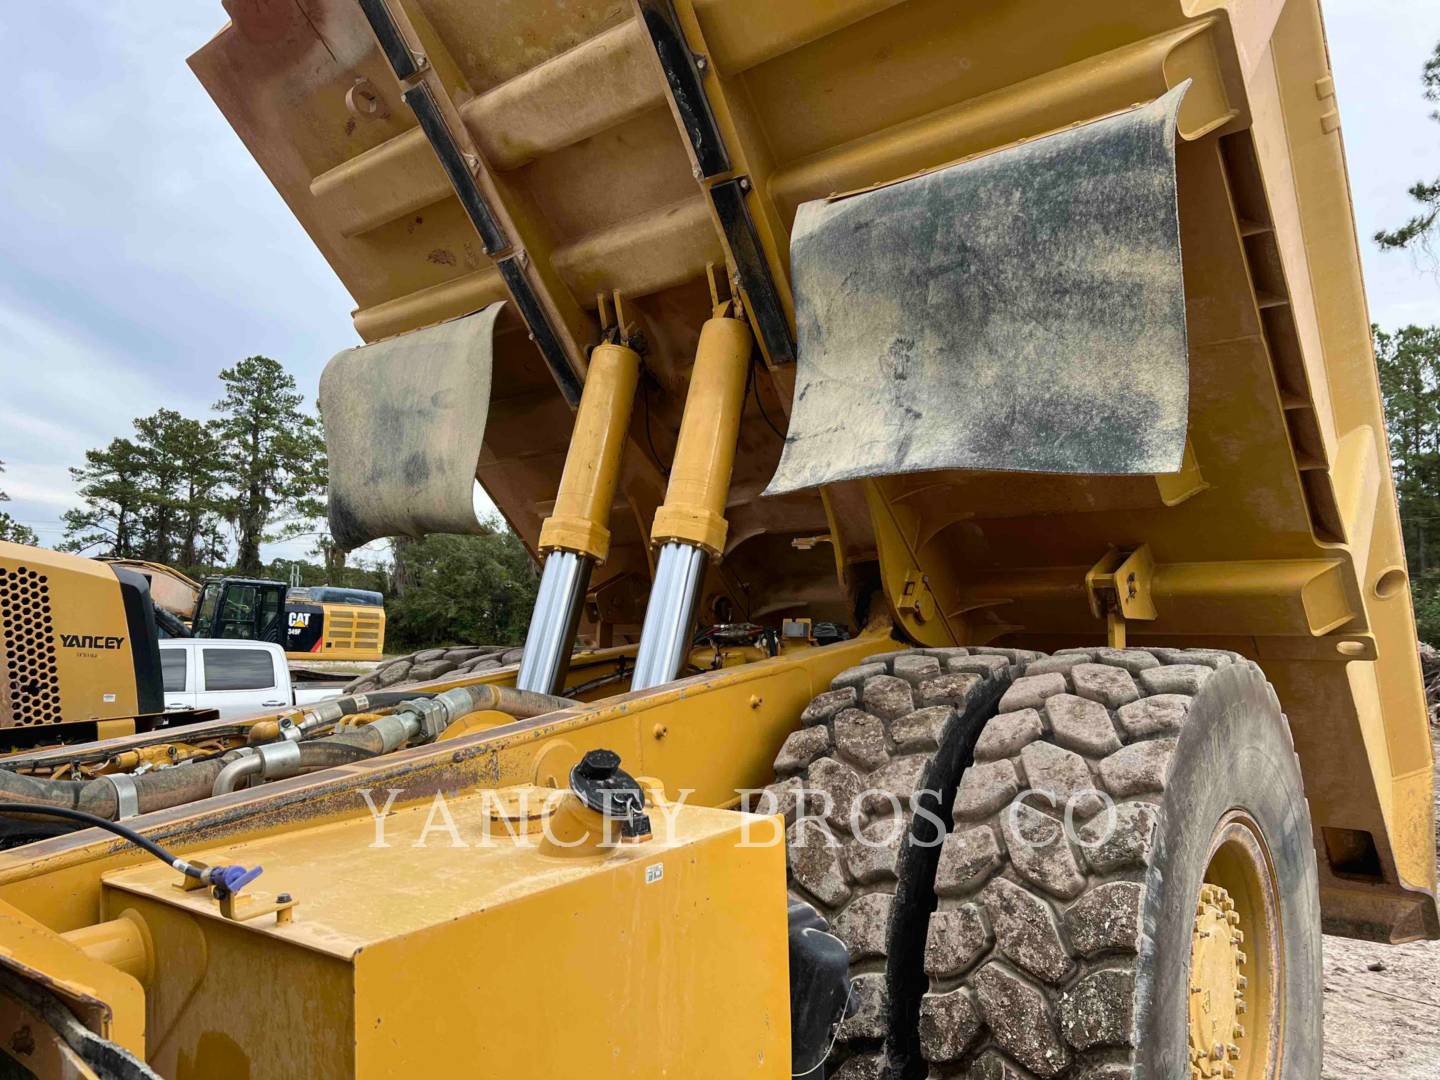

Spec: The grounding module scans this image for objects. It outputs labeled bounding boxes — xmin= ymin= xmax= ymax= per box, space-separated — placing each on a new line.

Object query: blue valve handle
xmin=0 ymin=805 xmax=270 ymax=903
xmin=208 ymin=864 xmax=264 ymax=897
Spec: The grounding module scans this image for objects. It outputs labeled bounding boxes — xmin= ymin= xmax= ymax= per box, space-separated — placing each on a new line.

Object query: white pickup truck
xmin=159 ymin=639 xmax=343 ymax=721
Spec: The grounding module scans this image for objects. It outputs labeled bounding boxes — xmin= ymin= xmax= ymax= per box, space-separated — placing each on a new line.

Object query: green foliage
xmin=0 ymin=460 xmax=38 ymax=546
xmin=259 ymin=557 xmax=388 ymax=595
xmin=1375 ymin=324 xmax=1440 ymax=643
xmin=60 ymin=411 xmax=228 ymax=562
xmin=1410 ymin=570 xmax=1440 ymax=645
xmin=212 ymin=356 xmax=327 ymax=573
xmin=383 ymin=526 xmax=539 ymax=651
xmin=82 ymin=376 xmax=550 ymax=649
xmin=1375 ymin=41 xmax=1440 ymax=252
xmin=60 ymin=436 xmax=148 ymax=556
xmin=1376 ymin=325 xmax=1440 ymax=580
xmin=60 ymin=358 xmax=327 ymax=571
xmin=0 ymin=513 xmax=35 ymax=546
xmin=134 ymin=409 xmax=226 ymax=566
xmin=51 ymin=353 xmax=486 ymax=643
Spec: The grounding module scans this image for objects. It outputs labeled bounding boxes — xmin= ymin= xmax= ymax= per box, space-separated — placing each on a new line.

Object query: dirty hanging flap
xmin=320 ymin=304 xmax=503 ymax=549
xmin=765 ymin=84 xmax=1191 ymax=496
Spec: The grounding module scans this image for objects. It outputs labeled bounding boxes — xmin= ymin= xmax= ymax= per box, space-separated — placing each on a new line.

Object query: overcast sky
xmin=0 ymin=1 xmax=1436 ymax=563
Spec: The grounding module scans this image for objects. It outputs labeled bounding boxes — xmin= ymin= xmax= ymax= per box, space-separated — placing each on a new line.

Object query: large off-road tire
xmin=917 ymin=648 xmax=1322 ymax=1079
xmin=762 ymin=647 xmax=1039 ymax=1079
xmin=343 ymin=645 xmax=522 ymax=693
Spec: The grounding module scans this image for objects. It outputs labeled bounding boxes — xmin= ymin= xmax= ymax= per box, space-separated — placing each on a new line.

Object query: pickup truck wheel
xmin=917 ymin=649 xmax=1322 ymax=1079
xmin=761 ymin=647 xmax=1035 ymax=1079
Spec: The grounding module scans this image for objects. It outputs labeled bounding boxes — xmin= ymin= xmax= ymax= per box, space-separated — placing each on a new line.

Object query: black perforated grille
xmin=0 ymin=564 xmax=61 ymax=725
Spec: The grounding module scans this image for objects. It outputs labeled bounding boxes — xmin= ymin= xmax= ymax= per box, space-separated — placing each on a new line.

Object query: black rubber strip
xmin=0 ymin=802 xmax=182 ymax=866
xmin=402 ymin=83 xmax=508 ymax=255
xmin=356 ymin=0 xmax=420 ymax=82
xmin=497 ymin=257 xmax=584 ymax=407
xmin=110 ymin=565 xmax=164 ymax=716
xmin=636 ymin=0 xmax=730 ymax=178
xmin=710 ymin=179 xmax=796 ymax=366
xmin=365 ymin=4 xmax=584 ymax=404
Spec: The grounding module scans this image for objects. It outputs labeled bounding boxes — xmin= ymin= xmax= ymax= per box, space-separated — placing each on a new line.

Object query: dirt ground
xmin=1320 ymin=723 xmax=1440 ymax=1078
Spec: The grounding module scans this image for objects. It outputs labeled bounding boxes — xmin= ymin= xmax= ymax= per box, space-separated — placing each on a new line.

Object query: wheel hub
xmin=1189 ymin=883 xmax=1247 ymax=1079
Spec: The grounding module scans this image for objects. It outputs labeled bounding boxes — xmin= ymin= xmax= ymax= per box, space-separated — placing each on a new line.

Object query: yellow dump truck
xmin=0 ymin=0 xmax=1434 ymax=1077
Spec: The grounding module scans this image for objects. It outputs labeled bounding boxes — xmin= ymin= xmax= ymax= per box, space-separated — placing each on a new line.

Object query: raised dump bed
xmin=0 ymin=3 xmax=1428 ymax=1078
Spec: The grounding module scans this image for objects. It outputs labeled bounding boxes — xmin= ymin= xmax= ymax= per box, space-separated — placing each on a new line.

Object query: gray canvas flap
xmin=766 ymin=84 xmax=1190 ymax=496
xmin=320 ymin=304 xmax=503 ymax=549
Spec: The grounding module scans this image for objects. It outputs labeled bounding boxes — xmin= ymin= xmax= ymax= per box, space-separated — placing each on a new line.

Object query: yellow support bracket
xmin=1085 ymin=544 xmax=1158 ymax=648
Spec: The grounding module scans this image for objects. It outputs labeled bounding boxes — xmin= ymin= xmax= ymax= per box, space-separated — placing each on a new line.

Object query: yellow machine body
xmin=0 ymin=0 xmax=1434 ymax=1074
xmin=286 ymin=599 xmax=387 ymax=662
xmin=84 ymin=791 xmax=786 ymax=1078
xmin=180 ymin=0 xmax=1433 ymax=940
xmin=192 ymin=576 xmax=387 ymax=662
xmin=102 ymin=561 xmax=202 ymax=622
xmin=0 ymin=635 xmax=880 ymax=1077
xmin=0 ymin=542 xmax=162 ymax=735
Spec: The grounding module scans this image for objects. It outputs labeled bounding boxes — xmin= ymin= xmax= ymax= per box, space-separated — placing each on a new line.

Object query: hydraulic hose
xmin=460 ymin=683 xmax=578 ymax=719
xmin=210 ymin=755 xmax=262 ymax=797
xmin=297 ymin=741 xmax=378 ymax=768
xmin=1 ymin=683 xmax=579 ymax=812
xmin=320 ymin=683 xmax=577 ymax=758
xmin=287 ymin=688 xmax=443 ymax=738
xmin=0 ymin=803 xmax=190 ymax=867
xmin=0 ymin=760 xmax=228 ymax=820
xmin=0 ymin=803 xmax=261 ymax=894
xmin=215 ymin=741 xmax=380 ymax=797
xmin=216 ymin=684 xmax=576 ymax=795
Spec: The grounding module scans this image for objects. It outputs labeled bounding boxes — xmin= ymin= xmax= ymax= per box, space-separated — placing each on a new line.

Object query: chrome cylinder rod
xmin=515 ymin=549 xmax=592 ymax=694
xmin=630 ymin=541 xmax=709 ymax=691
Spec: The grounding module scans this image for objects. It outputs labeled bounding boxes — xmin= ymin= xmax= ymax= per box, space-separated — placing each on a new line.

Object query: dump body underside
xmin=180 ymin=0 xmax=1438 ymax=938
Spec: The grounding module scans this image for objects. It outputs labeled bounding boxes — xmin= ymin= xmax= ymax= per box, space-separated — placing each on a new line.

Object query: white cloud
xmin=0 ymin=296 xmax=202 ymax=517
xmin=2 ymin=467 xmax=81 ymax=511
xmin=1324 ymin=0 xmax=1440 ymax=329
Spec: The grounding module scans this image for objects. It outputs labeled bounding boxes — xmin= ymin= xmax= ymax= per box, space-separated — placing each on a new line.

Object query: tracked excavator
xmin=0 ymin=1 xmax=1435 ymax=1077
xmin=105 ymin=560 xmax=389 ymax=661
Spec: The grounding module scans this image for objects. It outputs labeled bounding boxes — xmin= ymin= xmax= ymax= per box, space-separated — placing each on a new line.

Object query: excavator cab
xmin=190 ymin=577 xmax=286 ymax=646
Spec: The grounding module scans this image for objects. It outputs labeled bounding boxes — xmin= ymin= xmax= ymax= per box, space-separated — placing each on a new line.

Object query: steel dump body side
xmin=178 ymin=0 xmax=1434 ymax=938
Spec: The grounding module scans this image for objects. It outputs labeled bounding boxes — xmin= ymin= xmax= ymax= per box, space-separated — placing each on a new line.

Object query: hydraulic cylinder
xmin=631 ymin=310 xmax=752 ymax=690
xmin=517 ymin=340 xmax=640 ymax=693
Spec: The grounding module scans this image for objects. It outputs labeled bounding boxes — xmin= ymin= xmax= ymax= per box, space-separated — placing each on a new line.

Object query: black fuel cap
xmin=570 ymin=748 xmax=652 ymax=840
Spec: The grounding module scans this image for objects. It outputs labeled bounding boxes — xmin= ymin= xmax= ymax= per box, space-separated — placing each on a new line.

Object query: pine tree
xmin=0 ymin=460 xmax=38 ymax=546
xmin=1375 ymin=324 xmax=1440 ymax=640
xmin=211 ymin=356 xmax=326 ymax=573
xmin=1375 ymin=42 xmax=1440 ymax=252
xmin=130 ymin=410 xmax=224 ymax=567
xmin=61 ymin=438 xmax=148 ymax=556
